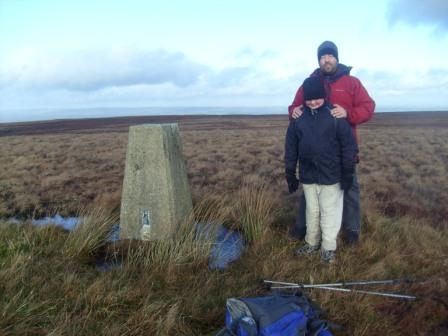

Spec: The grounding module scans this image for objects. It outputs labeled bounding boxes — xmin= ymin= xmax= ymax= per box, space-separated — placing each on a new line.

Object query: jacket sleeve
xmin=288 ymin=85 xmax=304 ymax=120
xmin=336 ymin=118 xmax=358 ymax=171
xmin=347 ymin=77 xmax=375 ymax=126
xmin=284 ymin=121 xmax=299 ymax=175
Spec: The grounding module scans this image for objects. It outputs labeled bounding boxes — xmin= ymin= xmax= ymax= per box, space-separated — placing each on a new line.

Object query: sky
xmin=1 ymin=0 xmax=448 ymax=122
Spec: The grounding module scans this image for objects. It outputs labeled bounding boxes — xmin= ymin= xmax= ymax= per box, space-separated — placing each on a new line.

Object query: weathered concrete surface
xmin=120 ymin=123 xmax=193 ymax=240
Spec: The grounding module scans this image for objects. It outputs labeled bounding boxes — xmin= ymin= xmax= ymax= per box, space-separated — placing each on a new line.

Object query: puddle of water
xmin=4 ymin=217 xmax=22 ymax=225
xmin=32 ymin=214 xmax=80 ymax=231
xmin=108 ymin=223 xmax=120 ymax=242
xmin=6 ymin=215 xmax=120 ymax=242
xmin=5 ymin=216 xmax=245 ymax=269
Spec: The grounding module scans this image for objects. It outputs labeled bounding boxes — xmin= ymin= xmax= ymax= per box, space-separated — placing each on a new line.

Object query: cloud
xmin=356 ymin=68 xmax=448 ymax=92
xmin=234 ymin=48 xmax=278 ymax=63
xmin=387 ymin=0 xmax=448 ymax=30
xmin=0 ymin=48 xmax=286 ymax=97
xmin=208 ymin=66 xmax=256 ymax=88
xmin=0 ymin=47 xmax=298 ymax=111
xmin=3 ymin=46 xmax=446 ymax=113
xmin=353 ymin=68 xmax=448 ymax=109
xmin=0 ymin=49 xmax=209 ymax=91
xmin=0 ymin=46 xmax=293 ymax=95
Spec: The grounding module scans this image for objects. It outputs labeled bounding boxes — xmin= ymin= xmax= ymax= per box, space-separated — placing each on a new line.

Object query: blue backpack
xmin=216 ymin=293 xmax=333 ymax=336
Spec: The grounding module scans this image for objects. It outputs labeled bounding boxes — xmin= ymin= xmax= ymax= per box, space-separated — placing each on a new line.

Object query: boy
xmin=284 ymin=76 xmax=358 ymax=263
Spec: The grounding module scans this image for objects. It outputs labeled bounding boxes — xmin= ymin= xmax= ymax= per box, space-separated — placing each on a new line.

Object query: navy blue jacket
xmin=284 ymin=103 xmax=358 ymax=185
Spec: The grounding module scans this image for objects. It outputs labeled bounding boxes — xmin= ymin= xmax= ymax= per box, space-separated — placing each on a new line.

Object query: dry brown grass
xmin=1 ymin=114 xmax=447 ymax=230
xmin=63 ymin=206 xmax=119 ymax=262
xmin=0 ymin=132 xmax=127 ymax=217
xmin=124 ymin=196 xmax=230 ymax=274
xmin=230 ymin=179 xmax=280 ymax=244
xmin=0 ymin=113 xmax=448 ymax=335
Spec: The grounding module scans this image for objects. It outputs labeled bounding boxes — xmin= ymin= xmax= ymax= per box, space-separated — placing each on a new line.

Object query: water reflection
xmin=6 ymin=216 xmax=244 ymax=269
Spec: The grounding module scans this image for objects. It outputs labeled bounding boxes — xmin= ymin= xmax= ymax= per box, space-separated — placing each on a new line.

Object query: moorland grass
xmin=1 ymin=114 xmax=447 ymax=335
xmin=1 ymin=185 xmax=447 ymax=335
xmin=63 ymin=206 xmax=118 ymax=262
xmin=230 ymin=179 xmax=279 ymax=244
xmin=1 ymin=120 xmax=447 ymax=230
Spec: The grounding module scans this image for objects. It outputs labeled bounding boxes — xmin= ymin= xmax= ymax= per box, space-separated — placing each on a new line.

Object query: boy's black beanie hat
xmin=303 ymin=76 xmax=326 ymax=101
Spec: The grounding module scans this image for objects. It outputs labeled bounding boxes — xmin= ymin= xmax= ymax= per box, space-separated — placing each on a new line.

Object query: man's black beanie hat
xmin=303 ymin=76 xmax=326 ymax=101
xmin=317 ymin=41 xmax=338 ymax=61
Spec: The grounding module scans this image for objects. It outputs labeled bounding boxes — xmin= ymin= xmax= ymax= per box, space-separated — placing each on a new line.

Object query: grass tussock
xmin=125 ymin=195 xmax=231 ymax=273
xmin=231 ymin=179 xmax=279 ymax=244
xmin=63 ymin=206 xmax=118 ymax=262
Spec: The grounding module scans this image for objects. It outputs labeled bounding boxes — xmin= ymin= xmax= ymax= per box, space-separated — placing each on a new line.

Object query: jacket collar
xmin=303 ymin=102 xmax=332 ymax=116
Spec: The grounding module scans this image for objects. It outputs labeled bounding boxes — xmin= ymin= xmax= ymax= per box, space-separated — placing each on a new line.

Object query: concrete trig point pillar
xmin=120 ymin=123 xmax=193 ymax=240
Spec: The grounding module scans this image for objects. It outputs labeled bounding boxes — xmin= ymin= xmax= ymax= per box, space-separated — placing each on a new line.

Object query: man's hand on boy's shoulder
xmin=330 ymin=104 xmax=347 ymax=118
xmin=292 ymin=104 xmax=347 ymax=119
xmin=291 ymin=105 xmax=304 ymax=119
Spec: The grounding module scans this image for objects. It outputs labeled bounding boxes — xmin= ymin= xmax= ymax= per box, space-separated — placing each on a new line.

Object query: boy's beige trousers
xmin=303 ymin=183 xmax=343 ymax=251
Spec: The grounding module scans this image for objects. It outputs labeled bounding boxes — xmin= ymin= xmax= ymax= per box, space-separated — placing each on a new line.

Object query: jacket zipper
xmin=311 ymin=109 xmax=321 ymax=185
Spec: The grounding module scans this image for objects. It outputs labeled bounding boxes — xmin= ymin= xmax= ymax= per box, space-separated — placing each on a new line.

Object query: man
xmin=288 ymin=40 xmax=375 ymax=244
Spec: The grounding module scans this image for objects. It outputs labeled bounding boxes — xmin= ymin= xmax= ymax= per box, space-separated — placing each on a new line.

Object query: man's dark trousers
xmin=290 ymin=170 xmax=361 ymax=243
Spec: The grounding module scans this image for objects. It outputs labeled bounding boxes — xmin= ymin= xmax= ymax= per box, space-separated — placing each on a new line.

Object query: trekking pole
xmin=268 ymin=285 xmax=417 ymax=300
xmin=264 ymin=278 xmax=412 ymax=288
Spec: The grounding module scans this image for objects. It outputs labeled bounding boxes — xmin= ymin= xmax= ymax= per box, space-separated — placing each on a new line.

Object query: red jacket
xmin=288 ymin=64 xmax=375 ymax=144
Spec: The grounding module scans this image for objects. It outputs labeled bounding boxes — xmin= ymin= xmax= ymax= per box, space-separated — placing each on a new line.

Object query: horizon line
xmin=2 ymin=109 xmax=448 ymax=125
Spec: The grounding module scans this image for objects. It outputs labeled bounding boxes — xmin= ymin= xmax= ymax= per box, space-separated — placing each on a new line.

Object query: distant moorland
xmin=1 ymin=112 xmax=447 ymax=226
